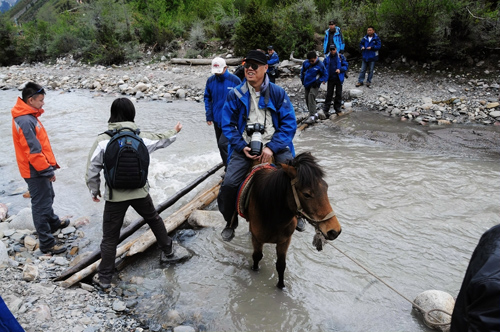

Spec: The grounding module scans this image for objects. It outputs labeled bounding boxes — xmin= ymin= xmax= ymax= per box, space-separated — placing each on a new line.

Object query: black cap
xmin=329 ymin=44 xmax=336 ymax=50
xmin=245 ymin=50 xmax=267 ymax=64
xmin=329 ymin=20 xmax=335 ymax=25
xmin=267 ymin=45 xmax=273 ymax=50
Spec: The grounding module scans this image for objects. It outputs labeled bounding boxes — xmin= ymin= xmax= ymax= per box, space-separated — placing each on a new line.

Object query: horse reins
xmin=290 ymin=177 xmax=336 ymax=223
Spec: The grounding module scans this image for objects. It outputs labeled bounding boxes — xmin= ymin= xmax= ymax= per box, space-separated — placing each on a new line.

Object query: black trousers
xmin=214 ymin=124 xmax=228 ymax=167
xmin=217 ymin=148 xmax=293 ymax=225
xmin=98 ymin=194 xmax=172 ymax=283
xmin=323 ymin=77 xmax=343 ymax=113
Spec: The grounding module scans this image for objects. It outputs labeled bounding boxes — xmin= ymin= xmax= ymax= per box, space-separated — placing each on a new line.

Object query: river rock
xmin=9 ymin=207 xmax=35 ymax=231
xmin=176 ymin=89 xmax=186 ymax=99
xmin=0 ymin=203 xmax=7 ymax=220
xmin=174 ymin=326 xmax=196 ymax=332
xmin=24 ymin=235 xmax=37 ymax=251
xmin=0 ymin=241 xmax=8 ymax=266
xmin=23 ymin=264 xmax=39 ymax=281
xmin=112 ymin=300 xmax=127 ymax=312
xmin=349 ymin=89 xmax=363 ymax=98
xmin=489 ymin=111 xmax=500 ymax=118
xmin=413 ymin=290 xmax=454 ymax=332
xmin=486 ymin=102 xmax=499 ymax=109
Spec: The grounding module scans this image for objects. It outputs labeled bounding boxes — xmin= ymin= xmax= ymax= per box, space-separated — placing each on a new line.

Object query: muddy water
xmin=1 ymin=90 xmax=499 ymax=331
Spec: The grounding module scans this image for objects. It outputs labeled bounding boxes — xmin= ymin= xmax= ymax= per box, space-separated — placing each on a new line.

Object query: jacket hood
xmin=11 ymin=97 xmax=44 ymax=118
xmin=107 ymin=121 xmax=138 ymax=131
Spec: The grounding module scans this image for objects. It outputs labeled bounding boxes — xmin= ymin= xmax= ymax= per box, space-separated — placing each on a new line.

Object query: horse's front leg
xmin=251 ymin=235 xmax=263 ymax=271
xmin=276 ymin=238 xmax=292 ymax=289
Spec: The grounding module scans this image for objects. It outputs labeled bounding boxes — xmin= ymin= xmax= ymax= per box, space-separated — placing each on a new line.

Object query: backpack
xmin=103 ymin=127 xmax=150 ymax=198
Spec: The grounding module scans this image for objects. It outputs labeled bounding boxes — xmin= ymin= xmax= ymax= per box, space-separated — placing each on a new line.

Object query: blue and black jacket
xmin=323 ymin=52 xmax=348 ymax=84
xmin=300 ymin=59 xmax=328 ymax=89
xmin=267 ymin=52 xmax=279 ymax=74
xmin=323 ymin=27 xmax=345 ymax=54
xmin=359 ymin=33 xmax=381 ymax=62
xmin=220 ymin=79 xmax=296 ymax=159
xmin=204 ymin=70 xmax=241 ymax=127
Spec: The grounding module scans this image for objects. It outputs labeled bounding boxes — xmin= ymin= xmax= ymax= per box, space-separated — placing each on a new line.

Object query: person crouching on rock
xmin=85 ymin=97 xmax=182 ymax=290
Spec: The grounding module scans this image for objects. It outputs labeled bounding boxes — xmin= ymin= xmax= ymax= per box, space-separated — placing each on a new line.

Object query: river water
xmin=1 ymin=89 xmax=499 ymax=331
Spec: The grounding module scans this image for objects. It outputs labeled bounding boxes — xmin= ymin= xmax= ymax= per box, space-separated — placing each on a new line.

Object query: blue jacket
xmin=267 ymin=52 xmax=279 ymax=69
xmin=300 ymin=58 xmax=327 ymax=89
xmin=323 ymin=27 xmax=345 ymax=54
xmin=204 ymin=70 xmax=241 ymax=126
xmin=221 ymin=79 xmax=296 ymax=159
xmin=323 ymin=52 xmax=348 ymax=84
xmin=359 ymin=33 xmax=381 ymax=62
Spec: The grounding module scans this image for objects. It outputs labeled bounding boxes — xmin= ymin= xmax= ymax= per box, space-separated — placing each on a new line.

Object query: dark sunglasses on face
xmin=244 ymin=62 xmax=263 ymax=70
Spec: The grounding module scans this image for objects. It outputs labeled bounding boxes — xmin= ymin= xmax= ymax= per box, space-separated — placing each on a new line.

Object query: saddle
xmin=237 ymin=163 xmax=276 ymax=219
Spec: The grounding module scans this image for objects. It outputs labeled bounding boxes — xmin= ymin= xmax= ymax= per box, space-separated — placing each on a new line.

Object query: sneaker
xmin=221 ymin=227 xmax=235 ymax=242
xmin=355 ymin=82 xmax=363 ymax=87
xmin=52 ymin=219 xmax=70 ymax=233
xmin=366 ymin=83 xmax=371 ymax=87
xmin=40 ymin=244 xmax=67 ymax=255
xmin=304 ymin=116 xmax=316 ymax=125
xmin=296 ymin=217 xmax=306 ymax=232
xmin=92 ymin=274 xmax=111 ymax=290
xmin=160 ymin=243 xmax=174 ymax=263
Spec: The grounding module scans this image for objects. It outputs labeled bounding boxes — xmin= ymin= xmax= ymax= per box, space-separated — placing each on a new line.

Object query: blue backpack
xmin=103 ymin=128 xmax=149 ymax=197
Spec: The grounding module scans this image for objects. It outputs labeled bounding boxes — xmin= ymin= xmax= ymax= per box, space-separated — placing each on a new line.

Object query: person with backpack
xmin=11 ymin=82 xmax=70 ymax=256
xmin=266 ymin=45 xmax=280 ymax=83
xmin=300 ymin=51 xmax=328 ymax=125
xmin=85 ymin=97 xmax=182 ymax=290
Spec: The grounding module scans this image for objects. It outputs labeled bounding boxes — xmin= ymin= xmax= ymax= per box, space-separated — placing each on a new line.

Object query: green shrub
xmin=0 ymin=14 xmax=19 ymax=65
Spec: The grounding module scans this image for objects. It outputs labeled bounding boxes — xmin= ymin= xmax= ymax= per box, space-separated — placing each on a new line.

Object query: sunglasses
xmin=28 ymin=88 xmax=44 ymax=99
xmin=244 ymin=62 xmax=264 ymax=70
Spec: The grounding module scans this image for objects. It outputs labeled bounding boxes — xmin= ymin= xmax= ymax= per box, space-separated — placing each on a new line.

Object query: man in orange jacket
xmin=11 ymin=82 xmax=69 ymax=255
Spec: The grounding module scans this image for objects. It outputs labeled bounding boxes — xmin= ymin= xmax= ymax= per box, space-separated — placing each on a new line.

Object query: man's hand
xmin=207 ymin=121 xmax=213 ymax=126
xmin=92 ymin=192 xmax=101 ymax=203
xmin=243 ymin=147 xmax=260 ymax=160
xmin=259 ymin=147 xmax=274 ymax=164
xmin=50 ymin=175 xmax=56 ymax=182
xmin=174 ymin=122 xmax=182 ymax=133
xmin=336 ymin=69 xmax=340 ymax=74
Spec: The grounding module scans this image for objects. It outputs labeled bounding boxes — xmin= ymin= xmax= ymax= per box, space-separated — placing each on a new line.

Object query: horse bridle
xmin=290 ymin=177 xmax=336 ymax=223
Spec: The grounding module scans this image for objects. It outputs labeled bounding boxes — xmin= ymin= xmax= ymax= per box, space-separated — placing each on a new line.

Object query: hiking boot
xmin=92 ymin=274 xmax=111 ymax=290
xmin=52 ymin=219 xmax=70 ymax=233
xmin=355 ymin=82 xmax=363 ymax=87
xmin=40 ymin=244 xmax=67 ymax=255
xmin=317 ymin=110 xmax=327 ymax=120
xmin=296 ymin=217 xmax=306 ymax=232
xmin=366 ymin=82 xmax=371 ymax=88
xmin=221 ymin=227 xmax=235 ymax=242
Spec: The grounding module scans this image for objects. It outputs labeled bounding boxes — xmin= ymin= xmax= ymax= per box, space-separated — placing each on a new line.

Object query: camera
xmin=246 ymin=123 xmax=265 ymax=156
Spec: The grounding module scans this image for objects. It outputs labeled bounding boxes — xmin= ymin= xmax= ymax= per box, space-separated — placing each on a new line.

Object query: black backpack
xmin=103 ymin=127 xmax=150 ymax=198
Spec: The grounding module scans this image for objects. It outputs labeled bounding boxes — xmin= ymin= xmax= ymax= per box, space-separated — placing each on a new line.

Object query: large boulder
xmin=413 ymin=290 xmax=455 ymax=332
xmin=9 ymin=207 xmax=35 ymax=231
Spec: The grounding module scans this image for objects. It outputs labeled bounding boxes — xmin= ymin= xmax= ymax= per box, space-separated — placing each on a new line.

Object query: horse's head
xmin=282 ymin=152 xmax=342 ymax=250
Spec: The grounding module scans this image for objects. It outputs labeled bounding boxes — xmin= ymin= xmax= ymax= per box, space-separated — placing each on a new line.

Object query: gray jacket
xmin=85 ymin=121 xmax=177 ymax=202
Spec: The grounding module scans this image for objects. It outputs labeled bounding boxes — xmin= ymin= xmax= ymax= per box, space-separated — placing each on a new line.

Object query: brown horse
xmin=244 ymin=152 xmax=342 ymax=289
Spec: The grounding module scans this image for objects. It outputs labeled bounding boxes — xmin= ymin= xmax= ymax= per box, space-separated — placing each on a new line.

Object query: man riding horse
xmin=218 ymin=49 xmax=303 ymax=241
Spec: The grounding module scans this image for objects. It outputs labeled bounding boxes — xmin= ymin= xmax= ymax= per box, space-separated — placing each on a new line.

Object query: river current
xmin=1 ymin=89 xmax=499 ymax=331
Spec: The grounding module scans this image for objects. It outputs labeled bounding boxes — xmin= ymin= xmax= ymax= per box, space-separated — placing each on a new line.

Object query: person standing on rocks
xmin=266 ymin=46 xmax=280 ymax=83
xmin=322 ymin=44 xmax=349 ymax=118
xmin=301 ymin=51 xmax=328 ymax=124
xmin=356 ymin=26 xmax=381 ymax=88
xmin=11 ymin=82 xmax=70 ymax=255
xmin=204 ymin=57 xmax=241 ymax=169
xmin=323 ymin=20 xmax=345 ymax=55
xmin=218 ymin=50 xmax=298 ymax=242
xmin=85 ymin=97 xmax=182 ymax=290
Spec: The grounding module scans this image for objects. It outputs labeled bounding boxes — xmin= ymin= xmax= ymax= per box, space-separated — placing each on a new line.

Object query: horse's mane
xmin=250 ymin=152 xmax=325 ymax=222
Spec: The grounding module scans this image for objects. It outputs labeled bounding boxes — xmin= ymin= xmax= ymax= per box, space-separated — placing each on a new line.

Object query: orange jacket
xmin=11 ymin=97 xmax=59 ymax=179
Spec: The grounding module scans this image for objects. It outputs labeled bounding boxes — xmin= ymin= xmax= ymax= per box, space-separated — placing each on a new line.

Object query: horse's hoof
xmin=221 ymin=227 xmax=235 ymax=242
xmin=276 ymin=282 xmax=285 ymax=289
xmin=251 ymin=266 xmax=259 ymax=271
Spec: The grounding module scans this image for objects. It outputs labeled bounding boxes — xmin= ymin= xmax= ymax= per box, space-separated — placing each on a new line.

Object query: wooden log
xmin=60 ymin=182 xmax=221 ymax=288
xmin=54 ymin=162 xmax=223 ymax=281
xmin=127 ymin=183 xmax=220 ymax=256
xmin=289 ymin=51 xmax=305 ymax=64
xmin=171 ymin=58 xmax=243 ymax=66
